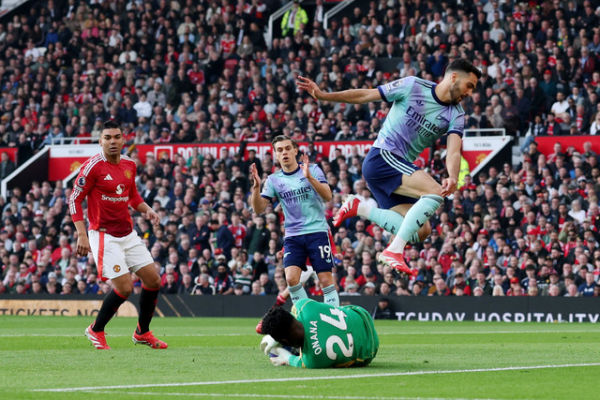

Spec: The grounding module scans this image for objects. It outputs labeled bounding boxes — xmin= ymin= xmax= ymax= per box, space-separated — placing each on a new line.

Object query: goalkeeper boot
xmin=85 ymin=323 xmax=110 ymax=350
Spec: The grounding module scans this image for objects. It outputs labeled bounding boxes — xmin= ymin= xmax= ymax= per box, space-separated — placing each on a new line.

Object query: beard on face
xmin=450 ymin=82 xmax=464 ymax=105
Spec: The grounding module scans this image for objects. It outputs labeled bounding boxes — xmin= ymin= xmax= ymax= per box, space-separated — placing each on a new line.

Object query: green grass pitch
xmin=1 ymin=316 xmax=599 ymax=400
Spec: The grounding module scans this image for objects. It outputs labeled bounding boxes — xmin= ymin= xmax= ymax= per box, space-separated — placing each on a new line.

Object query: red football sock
xmin=275 ymin=294 xmax=287 ymax=306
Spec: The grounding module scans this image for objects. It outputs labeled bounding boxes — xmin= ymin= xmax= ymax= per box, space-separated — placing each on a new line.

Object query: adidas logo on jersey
xmin=104 ymin=174 xmax=113 ymax=181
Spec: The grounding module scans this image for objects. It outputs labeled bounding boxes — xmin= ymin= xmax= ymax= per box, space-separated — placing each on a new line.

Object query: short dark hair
xmin=261 ymin=307 xmax=295 ymax=343
xmin=271 ymin=135 xmax=298 ymax=150
xmin=103 ymin=119 xmax=121 ymax=130
xmin=445 ymin=59 xmax=482 ymax=79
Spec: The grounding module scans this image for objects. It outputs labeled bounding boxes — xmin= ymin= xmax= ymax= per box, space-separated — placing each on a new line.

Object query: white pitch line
xmin=0 ymin=333 xmax=247 ymax=337
xmin=377 ymin=329 xmax=600 ymax=335
xmin=33 ymin=363 xmax=600 ymax=393
xmin=80 ymin=390 xmax=498 ymax=400
xmin=4 ymin=329 xmax=600 ymax=338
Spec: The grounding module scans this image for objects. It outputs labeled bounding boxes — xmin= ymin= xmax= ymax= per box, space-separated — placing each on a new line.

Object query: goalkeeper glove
xmin=260 ymin=334 xmax=279 ymax=356
xmin=269 ymin=346 xmax=292 ymax=367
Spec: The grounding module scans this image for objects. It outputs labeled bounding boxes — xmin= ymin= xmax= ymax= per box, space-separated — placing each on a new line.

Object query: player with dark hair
xmin=259 ymin=299 xmax=379 ymax=368
xmin=255 ymin=233 xmax=341 ymax=334
xmin=70 ymin=120 xmax=167 ymax=350
xmin=250 ymin=135 xmax=339 ymax=307
xmin=297 ymin=59 xmax=481 ymax=274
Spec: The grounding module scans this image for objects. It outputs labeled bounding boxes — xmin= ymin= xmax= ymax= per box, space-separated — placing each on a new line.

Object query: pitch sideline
xmin=79 ymin=390 xmax=497 ymax=400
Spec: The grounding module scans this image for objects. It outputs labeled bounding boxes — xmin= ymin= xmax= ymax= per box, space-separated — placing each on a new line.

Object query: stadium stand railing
xmin=0 ymin=0 xmax=30 ymax=18
xmin=265 ymin=2 xmax=293 ymax=49
xmin=1 ymin=146 xmax=49 ymax=199
xmin=323 ymin=0 xmax=356 ymax=30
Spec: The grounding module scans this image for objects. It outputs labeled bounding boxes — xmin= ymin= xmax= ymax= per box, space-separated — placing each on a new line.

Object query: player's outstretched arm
xmin=296 ymin=76 xmax=381 ymax=104
xmin=250 ymin=162 xmax=269 ymax=214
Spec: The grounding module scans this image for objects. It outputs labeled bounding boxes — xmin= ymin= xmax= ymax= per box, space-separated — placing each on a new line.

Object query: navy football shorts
xmin=283 ymin=231 xmax=334 ymax=273
xmin=362 ymin=147 xmax=420 ymax=209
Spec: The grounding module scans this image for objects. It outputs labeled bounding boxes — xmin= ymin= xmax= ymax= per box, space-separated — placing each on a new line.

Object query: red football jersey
xmin=69 ymin=153 xmax=144 ymax=237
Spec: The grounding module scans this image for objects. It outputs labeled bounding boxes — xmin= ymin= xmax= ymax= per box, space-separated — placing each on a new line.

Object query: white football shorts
xmin=88 ymin=230 xmax=154 ymax=281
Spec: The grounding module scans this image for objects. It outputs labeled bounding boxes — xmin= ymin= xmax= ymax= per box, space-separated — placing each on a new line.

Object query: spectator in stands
xmin=214 ymin=263 xmax=234 ymax=295
xmin=178 ymin=273 xmax=195 ymax=295
xmin=244 ymin=216 xmax=270 ymax=260
xmin=590 ymin=113 xmax=600 ymax=135
xmin=372 ymin=297 xmax=395 ymax=319
xmin=161 ymin=272 xmax=179 ymax=294
xmin=210 ymin=216 xmax=235 ymax=261
xmin=281 ymin=0 xmax=308 ymax=38
xmin=578 ymin=270 xmax=597 ymax=296
xmin=429 ymin=277 xmax=451 ymax=296
xmin=193 ymin=274 xmax=215 ymax=296
xmin=0 ymin=152 xmax=14 ymax=182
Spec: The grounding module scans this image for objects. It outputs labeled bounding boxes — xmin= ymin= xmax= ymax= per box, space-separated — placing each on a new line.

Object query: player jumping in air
xmin=296 ymin=59 xmax=481 ymax=274
xmin=260 ymin=298 xmax=379 ymax=368
xmin=70 ymin=120 xmax=167 ymax=350
xmin=250 ymin=136 xmax=339 ymax=307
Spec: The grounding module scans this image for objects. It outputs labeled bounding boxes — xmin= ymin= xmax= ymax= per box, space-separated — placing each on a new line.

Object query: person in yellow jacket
xmin=281 ymin=0 xmax=308 ymax=37
xmin=457 ymin=155 xmax=470 ymax=189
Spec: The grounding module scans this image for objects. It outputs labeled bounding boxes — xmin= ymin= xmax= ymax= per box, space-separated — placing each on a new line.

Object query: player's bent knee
xmin=284 ymin=266 xmax=302 ymax=287
xmin=286 ymin=276 xmax=300 ymax=287
xmin=317 ymin=272 xmax=334 ymax=287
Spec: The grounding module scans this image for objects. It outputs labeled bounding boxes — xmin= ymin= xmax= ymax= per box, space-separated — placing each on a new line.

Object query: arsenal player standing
xmin=70 ymin=120 xmax=167 ymax=350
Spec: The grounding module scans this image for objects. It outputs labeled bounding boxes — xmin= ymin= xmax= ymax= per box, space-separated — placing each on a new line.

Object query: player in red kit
xmin=69 ymin=120 xmax=167 ymax=350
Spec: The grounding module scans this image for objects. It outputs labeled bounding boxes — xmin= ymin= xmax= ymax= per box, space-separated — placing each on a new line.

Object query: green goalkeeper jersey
xmin=289 ymin=299 xmax=379 ymax=368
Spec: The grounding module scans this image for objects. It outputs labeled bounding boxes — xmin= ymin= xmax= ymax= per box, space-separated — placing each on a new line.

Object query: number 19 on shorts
xmin=318 ymin=245 xmax=331 ymax=260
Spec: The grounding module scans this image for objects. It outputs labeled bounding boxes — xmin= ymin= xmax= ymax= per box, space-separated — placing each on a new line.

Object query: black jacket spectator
xmin=244 ymin=221 xmax=270 ymax=255
xmin=0 ymin=154 xmax=15 ymax=179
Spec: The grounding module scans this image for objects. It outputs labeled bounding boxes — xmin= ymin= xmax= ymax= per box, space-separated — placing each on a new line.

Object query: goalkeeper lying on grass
xmin=259 ymin=298 xmax=379 ymax=368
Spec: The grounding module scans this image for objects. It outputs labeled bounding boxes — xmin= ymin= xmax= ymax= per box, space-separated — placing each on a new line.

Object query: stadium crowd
xmin=1 ymin=0 xmax=600 ymax=299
